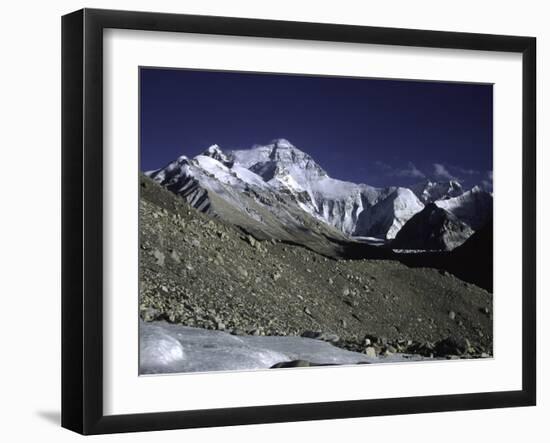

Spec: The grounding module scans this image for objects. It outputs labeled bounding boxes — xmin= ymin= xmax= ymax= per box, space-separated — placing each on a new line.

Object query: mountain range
xmin=146 ymin=139 xmax=492 ymax=252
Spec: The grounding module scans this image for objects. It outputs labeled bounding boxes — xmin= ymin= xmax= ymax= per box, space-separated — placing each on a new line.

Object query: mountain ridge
xmin=147 ymin=139 xmax=492 ymax=248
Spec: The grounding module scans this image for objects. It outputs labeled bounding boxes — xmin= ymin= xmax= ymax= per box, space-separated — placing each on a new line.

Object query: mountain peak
xmin=202 ymin=144 xmax=223 ymax=155
xmin=268 ymin=140 xmax=309 ymax=161
xmin=411 ymin=179 xmax=464 ymax=204
xmin=201 ymin=144 xmax=234 ymax=167
xmin=228 ymin=139 xmax=328 ymax=182
xmin=271 ymin=138 xmax=295 ymax=149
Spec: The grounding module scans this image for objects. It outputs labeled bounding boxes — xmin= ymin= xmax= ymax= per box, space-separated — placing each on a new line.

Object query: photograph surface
xmin=138 ymin=68 xmax=493 ymax=375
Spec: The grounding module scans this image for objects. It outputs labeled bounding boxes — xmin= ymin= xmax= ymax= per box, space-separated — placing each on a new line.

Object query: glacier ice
xmin=139 ymin=321 xmax=422 ymax=375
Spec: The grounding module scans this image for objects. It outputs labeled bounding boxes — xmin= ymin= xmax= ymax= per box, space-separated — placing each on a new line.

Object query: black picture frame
xmin=61 ymin=8 xmax=537 ymax=435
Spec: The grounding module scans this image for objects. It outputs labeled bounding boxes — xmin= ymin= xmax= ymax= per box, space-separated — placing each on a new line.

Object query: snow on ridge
xmin=410 ymin=179 xmax=464 ymax=204
xmin=354 ymin=187 xmax=424 ymax=240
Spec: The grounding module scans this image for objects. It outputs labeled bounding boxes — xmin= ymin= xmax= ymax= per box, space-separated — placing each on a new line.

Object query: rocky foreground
xmin=139 ymin=174 xmax=493 ymax=365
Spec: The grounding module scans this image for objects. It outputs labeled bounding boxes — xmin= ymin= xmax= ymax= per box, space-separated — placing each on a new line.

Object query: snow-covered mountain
xmin=434 ymin=186 xmax=493 ymax=230
xmin=392 ymin=203 xmax=474 ymax=251
xmin=354 ymin=187 xmax=424 ymax=239
xmin=146 ymin=139 xmax=491 ymax=244
xmin=145 ymin=146 xmax=351 ymax=257
xmin=232 ymin=139 xmax=422 ymax=237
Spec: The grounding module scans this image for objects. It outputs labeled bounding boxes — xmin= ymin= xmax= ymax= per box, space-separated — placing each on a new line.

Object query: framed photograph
xmin=62 ymin=8 xmax=536 ymax=435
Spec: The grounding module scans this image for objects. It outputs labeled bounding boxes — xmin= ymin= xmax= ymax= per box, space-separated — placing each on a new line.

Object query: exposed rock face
xmin=392 ymin=203 xmax=474 ymax=251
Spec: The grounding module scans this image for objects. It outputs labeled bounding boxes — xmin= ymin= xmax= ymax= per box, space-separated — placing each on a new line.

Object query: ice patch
xmin=140 ymin=321 xmax=426 ymax=375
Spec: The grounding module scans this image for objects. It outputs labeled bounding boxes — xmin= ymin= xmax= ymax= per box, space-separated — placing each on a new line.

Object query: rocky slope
xmin=139 ymin=174 xmax=493 ymax=359
xmin=446 ymin=221 xmax=494 ymax=292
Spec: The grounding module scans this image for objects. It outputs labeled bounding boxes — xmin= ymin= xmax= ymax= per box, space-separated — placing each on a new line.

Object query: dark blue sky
xmin=140 ymin=68 xmax=493 ymax=189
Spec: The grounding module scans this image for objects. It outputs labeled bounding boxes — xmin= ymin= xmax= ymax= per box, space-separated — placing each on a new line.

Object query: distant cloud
xmin=433 ymin=163 xmax=457 ymax=180
xmin=396 ymin=162 xmax=426 ymax=179
xmin=374 ymin=160 xmax=392 ymax=172
xmin=482 ymin=170 xmax=493 ymax=191
xmin=453 ymin=166 xmax=479 ymax=176
xmin=375 ymin=161 xmax=425 ymax=179
xmin=374 ymin=160 xmax=489 ymax=188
